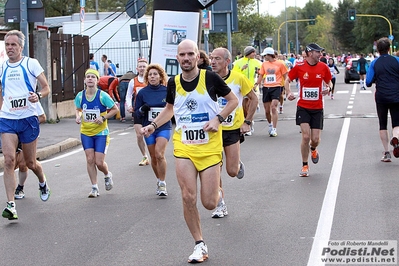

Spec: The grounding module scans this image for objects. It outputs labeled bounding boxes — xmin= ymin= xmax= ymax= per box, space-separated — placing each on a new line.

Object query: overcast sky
xmin=259 ymin=0 xmax=339 ymax=17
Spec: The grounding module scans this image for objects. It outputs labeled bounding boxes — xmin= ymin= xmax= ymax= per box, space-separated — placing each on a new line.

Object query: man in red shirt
xmin=285 ymin=43 xmax=332 ymax=177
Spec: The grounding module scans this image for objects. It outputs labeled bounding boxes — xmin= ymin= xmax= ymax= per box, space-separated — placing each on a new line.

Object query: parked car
xmin=344 ymin=58 xmax=371 ymax=84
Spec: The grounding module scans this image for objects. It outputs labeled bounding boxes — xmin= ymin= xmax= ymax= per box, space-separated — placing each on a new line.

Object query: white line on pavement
xmin=307 ymin=118 xmax=351 ymax=266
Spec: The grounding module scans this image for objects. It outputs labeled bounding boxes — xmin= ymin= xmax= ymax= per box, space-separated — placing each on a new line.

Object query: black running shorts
xmin=222 ymin=128 xmax=241 ymax=147
xmin=295 ymin=106 xmax=324 ymax=129
xmin=262 ymin=87 xmax=281 ymax=103
xmin=376 ymin=102 xmax=399 ymax=130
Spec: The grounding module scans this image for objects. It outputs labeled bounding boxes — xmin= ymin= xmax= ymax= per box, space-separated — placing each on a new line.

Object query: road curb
xmin=0 ymin=138 xmax=81 ymax=171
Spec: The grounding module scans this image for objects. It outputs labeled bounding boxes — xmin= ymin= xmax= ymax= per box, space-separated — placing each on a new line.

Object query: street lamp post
xmin=268 ymin=0 xmax=275 ymax=14
xmin=295 ymin=0 xmax=299 ymax=54
xmin=285 ymin=0 xmax=288 ymax=54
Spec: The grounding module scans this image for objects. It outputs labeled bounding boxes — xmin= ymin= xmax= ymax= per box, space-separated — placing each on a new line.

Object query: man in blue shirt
xmin=89 ymin=53 xmax=99 ymax=71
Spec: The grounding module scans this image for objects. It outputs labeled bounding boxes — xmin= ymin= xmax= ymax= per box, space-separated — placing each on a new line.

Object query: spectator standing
xmin=108 ymin=60 xmax=117 ymax=76
xmin=101 ymin=54 xmax=116 ymax=76
xmin=89 ymin=53 xmax=99 ymax=71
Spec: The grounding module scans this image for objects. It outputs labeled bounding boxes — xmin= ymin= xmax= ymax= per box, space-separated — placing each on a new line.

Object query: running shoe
xmin=211 ymin=202 xmax=228 ymax=218
xmin=39 ymin=183 xmax=51 ymax=202
xmin=269 ymin=128 xmax=277 ymax=137
xmin=279 ymin=106 xmax=283 ymax=114
xmin=250 ymin=121 xmax=255 ymax=133
xmin=390 ymin=137 xmax=399 ymax=158
xmin=299 ymin=165 xmax=309 ymax=177
xmin=381 ymin=151 xmax=392 ymax=162
xmin=188 ymin=242 xmax=208 ymax=263
xmin=268 ymin=125 xmax=273 ymax=135
xmin=311 ymin=148 xmax=319 ymax=164
xmin=14 ymin=185 xmax=25 ymax=199
xmin=139 ymin=157 xmax=149 ymax=166
xmin=331 ymin=94 xmax=334 ymax=100
xmin=157 ymin=182 xmax=168 ymax=196
xmin=88 ymin=187 xmax=100 ymax=198
xmin=104 ymin=172 xmax=114 ymax=191
xmin=244 ymin=131 xmax=252 ymax=136
xmin=2 ymin=202 xmax=18 ymax=220
xmin=236 ymin=161 xmax=245 ymax=179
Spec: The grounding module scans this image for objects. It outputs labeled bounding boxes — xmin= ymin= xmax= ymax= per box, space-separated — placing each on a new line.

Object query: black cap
xmin=306 ymin=43 xmax=324 ymax=52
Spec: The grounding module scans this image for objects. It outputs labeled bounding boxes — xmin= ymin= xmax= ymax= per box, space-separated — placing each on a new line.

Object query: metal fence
xmin=90 ymin=40 xmax=151 ymax=76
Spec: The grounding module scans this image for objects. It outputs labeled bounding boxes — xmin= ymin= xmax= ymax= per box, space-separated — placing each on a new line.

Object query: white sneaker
xmin=88 ymin=187 xmax=100 ymax=198
xmin=268 ymin=125 xmax=273 ymax=135
xmin=104 ymin=171 xmax=114 ymax=191
xmin=39 ymin=182 xmax=51 ymax=202
xmin=2 ymin=202 xmax=18 ymax=220
xmin=211 ymin=201 xmax=228 ymax=218
xmin=157 ymin=182 xmax=168 ymax=196
xmin=269 ymin=128 xmax=277 ymax=137
xmin=188 ymin=242 xmax=208 ymax=263
xmin=244 ymin=131 xmax=252 ymax=136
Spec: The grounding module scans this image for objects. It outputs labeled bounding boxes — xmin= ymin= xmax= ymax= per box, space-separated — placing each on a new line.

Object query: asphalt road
xmin=0 ymin=70 xmax=397 ymax=266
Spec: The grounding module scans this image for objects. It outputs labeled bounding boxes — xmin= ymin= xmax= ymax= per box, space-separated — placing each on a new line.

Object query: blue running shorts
xmin=145 ymin=129 xmax=171 ymax=145
xmin=0 ymin=116 xmax=40 ymax=144
xmin=81 ymin=134 xmax=110 ymax=154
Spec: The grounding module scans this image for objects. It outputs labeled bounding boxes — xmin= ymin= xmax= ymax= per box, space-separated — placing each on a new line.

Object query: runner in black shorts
xmin=357 ymin=53 xmax=369 ymax=90
xmin=285 ymin=43 xmax=332 ymax=177
xmin=256 ymin=47 xmax=288 ymax=137
xmin=366 ymin=37 xmax=399 ymax=161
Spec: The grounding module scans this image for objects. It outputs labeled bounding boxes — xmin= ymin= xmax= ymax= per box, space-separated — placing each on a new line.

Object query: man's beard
xmin=180 ymin=61 xmax=195 ymax=72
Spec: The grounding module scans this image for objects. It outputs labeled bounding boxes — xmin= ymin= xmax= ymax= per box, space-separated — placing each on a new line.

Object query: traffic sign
xmin=126 ymin=0 xmax=146 ymax=19
xmin=198 ymin=0 xmax=218 ymax=8
xmin=388 ymin=35 xmax=394 ymax=41
xmin=80 ymin=7 xmax=85 ymax=22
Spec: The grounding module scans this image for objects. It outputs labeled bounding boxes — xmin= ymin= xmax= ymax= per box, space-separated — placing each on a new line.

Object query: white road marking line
xmin=352 ymin=83 xmax=357 ymax=95
xmin=307 ymin=118 xmax=351 ymax=266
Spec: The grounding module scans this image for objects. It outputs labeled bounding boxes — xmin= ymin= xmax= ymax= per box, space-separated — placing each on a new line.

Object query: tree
xmin=331 ymin=0 xmax=357 ymax=53
xmin=303 ymin=15 xmax=332 ymax=51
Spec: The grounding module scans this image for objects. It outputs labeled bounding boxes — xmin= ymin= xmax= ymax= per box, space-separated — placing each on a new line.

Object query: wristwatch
xmin=36 ymin=92 xmax=42 ymax=99
xmin=101 ymin=116 xmax=106 ymax=121
xmin=216 ymin=114 xmax=225 ymax=123
xmin=244 ymin=120 xmax=252 ymax=125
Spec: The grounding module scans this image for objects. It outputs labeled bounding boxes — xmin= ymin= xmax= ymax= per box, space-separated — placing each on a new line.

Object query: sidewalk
xmin=0 ymin=117 xmax=134 ymax=170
